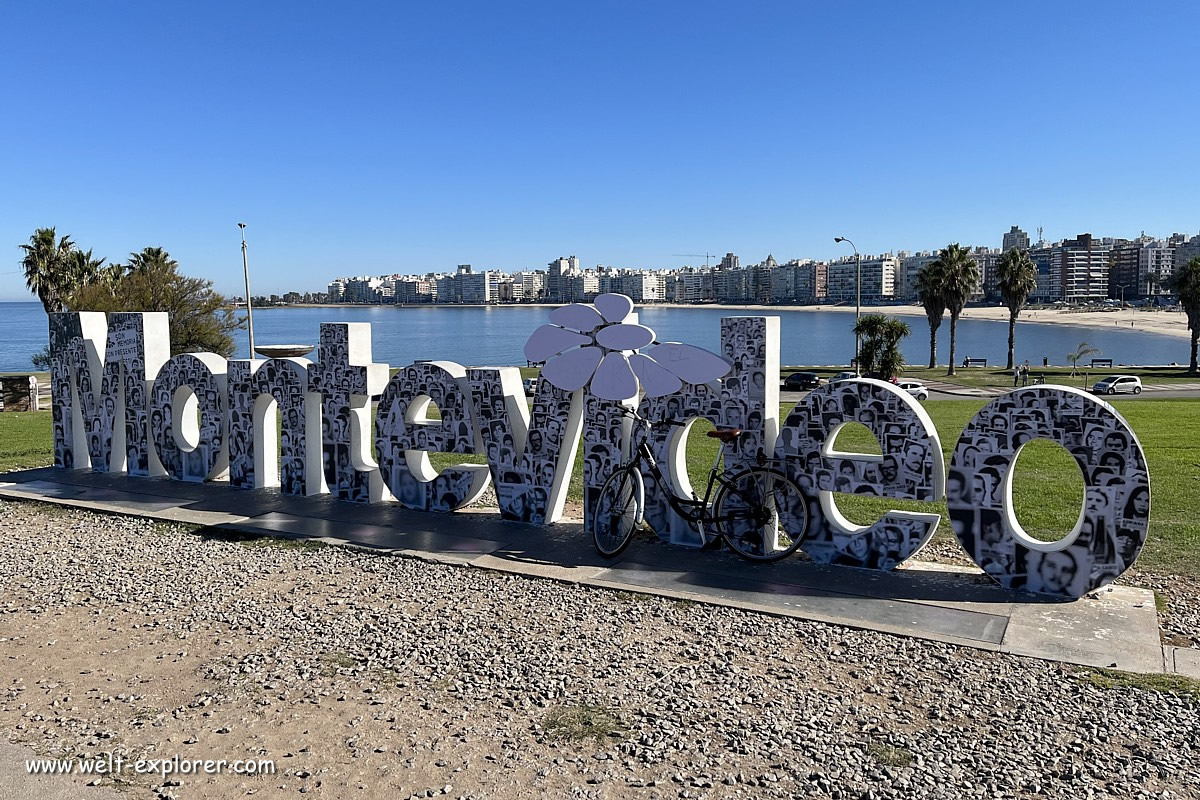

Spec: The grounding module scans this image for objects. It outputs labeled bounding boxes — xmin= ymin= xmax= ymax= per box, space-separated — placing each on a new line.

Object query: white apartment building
xmin=826 ymin=256 xmax=896 ymax=302
xmin=1051 ymin=234 xmax=1111 ymax=302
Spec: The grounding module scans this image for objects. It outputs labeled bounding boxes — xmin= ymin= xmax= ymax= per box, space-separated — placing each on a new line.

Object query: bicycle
xmin=591 ymin=410 xmax=809 ymax=561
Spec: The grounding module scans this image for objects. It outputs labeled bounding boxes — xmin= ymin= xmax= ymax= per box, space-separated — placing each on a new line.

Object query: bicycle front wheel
xmin=713 ymin=467 xmax=808 ymax=562
xmin=592 ymin=466 xmax=644 ymax=558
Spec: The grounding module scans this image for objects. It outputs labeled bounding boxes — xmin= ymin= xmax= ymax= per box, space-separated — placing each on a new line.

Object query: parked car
xmin=1092 ymin=375 xmax=1143 ymax=395
xmin=523 ymin=377 xmax=537 ymax=395
xmin=830 ymin=371 xmax=859 ymax=382
xmin=783 ymin=371 xmax=825 ymax=390
xmin=896 ymin=379 xmax=929 ymax=401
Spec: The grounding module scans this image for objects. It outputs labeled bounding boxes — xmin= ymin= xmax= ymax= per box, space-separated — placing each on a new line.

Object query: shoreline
xmin=249 ymin=302 xmax=1193 ymax=341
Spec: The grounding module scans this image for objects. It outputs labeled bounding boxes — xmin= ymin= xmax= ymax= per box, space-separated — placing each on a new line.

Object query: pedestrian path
xmin=0 ymin=466 xmax=1180 ymax=677
xmin=923 ymin=380 xmax=1200 ymax=398
xmin=1145 ymin=382 xmax=1200 ymax=392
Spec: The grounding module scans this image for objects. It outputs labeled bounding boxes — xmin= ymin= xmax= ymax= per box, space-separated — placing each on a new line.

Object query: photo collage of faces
xmin=775 ymin=380 xmax=942 ymax=570
xmin=947 ymin=386 xmax=1150 ymax=598
xmin=228 ymin=358 xmax=311 ymax=496
xmin=376 ymin=362 xmax=485 ymax=512
xmin=584 ymin=317 xmax=768 ymax=548
xmin=49 ymin=313 xmax=160 ymax=476
xmin=48 ymin=314 xmax=85 ymax=471
xmin=107 ymin=314 xmax=157 ymax=477
xmin=309 ymin=324 xmax=375 ymax=504
xmin=581 ymin=393 xmax=634 ymax=533
xmin=467 ymin=369 xmax=574 ymax=524
xmin=149 ymin=354 xmax=225 ymax=482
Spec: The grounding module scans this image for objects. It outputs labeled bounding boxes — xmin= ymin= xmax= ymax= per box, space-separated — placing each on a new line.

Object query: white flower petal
xmin=523 ymin=324 xmax=592 ymax=362
xmin=548 ymin=303 xmax=605 ymax=333
xmin=630 ymin=353 xmax=683 ymax=398
xmin=594 ymin=293 xmax=634 ymax=324
xmin=591 ymin=352 xmax=639 ymax=401
xmin=595 ymin=322 xmax=655 ymax=351
xmin=643 ymin=342 xmax=732 ymax=384
xmin=540 ymin=346 xmax=603 ymax=391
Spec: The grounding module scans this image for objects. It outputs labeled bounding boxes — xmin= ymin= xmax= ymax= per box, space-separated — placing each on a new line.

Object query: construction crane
xmin=673 ymin=252 xmax=721 ymax=269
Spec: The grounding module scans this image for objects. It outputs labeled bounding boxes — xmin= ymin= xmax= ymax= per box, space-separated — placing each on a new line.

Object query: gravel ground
xmin=0 ymin=498 xmax=1198 ymax=800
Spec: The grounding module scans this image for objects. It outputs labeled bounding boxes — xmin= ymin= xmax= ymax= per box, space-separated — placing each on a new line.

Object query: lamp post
xmin=239 ymin=223 xmax=256 ymax=357
xmin=834 ymin=236 xmax=861 ymax=374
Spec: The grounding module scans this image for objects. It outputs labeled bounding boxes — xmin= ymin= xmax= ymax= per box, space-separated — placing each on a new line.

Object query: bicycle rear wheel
xmin=712 ymin=467 xmax=808 ymax=561
xmin=592 ymin=466 xmax=644 ymax=558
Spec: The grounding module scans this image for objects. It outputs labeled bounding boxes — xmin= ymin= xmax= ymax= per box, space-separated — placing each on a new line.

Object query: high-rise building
xmin=1175 ymin=235 xmax=1200 ymax=284
xmin=1138 ymin=240 xmax=1174 ymax=297
xmin=972 ymin=247 xmax=1001 ymax=300
xmin=546 ymin=255 xmax=579 ymax=303
xmin=1051 ymin=234 xmax=1112 ymax=302
xmin=1002 ymin=225 xmax=1030 ymax=253
xmin=793 ymin=261 xmax=827 ymax=303
xmin=1028 ymin=245 xmax=1056 ymax=303
xmin=826 ymin=256 xmax=896 ymax=302
xmin=1107 ymin=239 xmax=1145 ymax=301
xmin=897 ymin=252 xmax=938 ymax=302
xmin=327 ymin=279 xmax=346 ymax=303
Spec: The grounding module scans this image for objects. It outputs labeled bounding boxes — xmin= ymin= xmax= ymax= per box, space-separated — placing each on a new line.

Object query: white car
xmin=1092 ymin=375 xmax=1143 ymax=395
xmin=523 ymin=377 xmax=537 ymax=395
xmin=896 ymin=380 xmax=929 ymax=401
xmin=830 ymin=371 xmax=859 ymax=382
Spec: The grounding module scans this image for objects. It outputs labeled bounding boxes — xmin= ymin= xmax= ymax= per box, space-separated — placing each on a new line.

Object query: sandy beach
xmin=724 ymin=304 xmax=1194 ymax=341
xmin=276 ymin=302 xmax=1194 ymax=340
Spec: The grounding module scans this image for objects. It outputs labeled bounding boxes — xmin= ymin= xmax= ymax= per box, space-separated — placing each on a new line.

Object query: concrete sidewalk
xmin=0 ymin=467 xmax=1182 ymax=678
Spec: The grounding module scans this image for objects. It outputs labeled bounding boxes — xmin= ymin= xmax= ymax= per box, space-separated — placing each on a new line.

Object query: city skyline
xmin=3 ymin=2 xmax=1199 ymax=301
xmin=6 ymin=222 xmax=1198 ymax=304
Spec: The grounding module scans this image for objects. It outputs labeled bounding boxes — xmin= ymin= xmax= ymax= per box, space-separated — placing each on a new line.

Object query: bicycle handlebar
xmin=621 ymin=408 xmax=686 ymax=428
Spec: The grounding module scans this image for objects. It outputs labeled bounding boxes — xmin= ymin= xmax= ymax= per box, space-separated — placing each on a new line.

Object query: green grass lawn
xmin=0 ymin=411 xmax=52 ymax=472
xmin=3 ymin=398 xmax=1197 ymax=575
xmin=780 ymin=365 xmax=1200 ymax=391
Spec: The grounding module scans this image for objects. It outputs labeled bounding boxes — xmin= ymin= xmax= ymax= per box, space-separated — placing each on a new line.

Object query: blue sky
xmin=2 ymin=1 xmax=1197 ymax=300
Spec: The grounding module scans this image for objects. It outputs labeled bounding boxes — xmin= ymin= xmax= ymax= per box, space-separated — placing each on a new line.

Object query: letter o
xmin=947 ymin=386 xmax=1149 ymax=598
xmin=150 ymin=353 xmax=228 ymax=482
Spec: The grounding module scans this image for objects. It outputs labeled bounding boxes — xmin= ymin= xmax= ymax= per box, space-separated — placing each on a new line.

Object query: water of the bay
xmin=0 ymin=301 xmax=1187 ymax=372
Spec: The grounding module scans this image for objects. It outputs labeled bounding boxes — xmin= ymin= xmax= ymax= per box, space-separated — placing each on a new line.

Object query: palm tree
xmin=929 ymin=244 xmax=980 ymax=376
xmin=996 ymin=248 xmax=1038 ymax=370
xmin=128 ymin=246 xmax=178 ymax=272
xmin=914 ymin=261 xmax=946 ymax=369
xmin=1171 ymin=257 xmax=1200 ymax=373
xmin=65 ymin=247 xmax=108 ymax=287
xmin=852 ymin=314 xmax=911 ymax=379
xmin=1067 ymin=341 xmax=1100 ymax=376
xmin=19 ymin=227 xmax=76 ymax=313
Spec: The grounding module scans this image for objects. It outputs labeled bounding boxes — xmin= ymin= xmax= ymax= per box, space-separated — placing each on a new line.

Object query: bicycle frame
xmin=628 ymin=421 xmax=772 ymax=529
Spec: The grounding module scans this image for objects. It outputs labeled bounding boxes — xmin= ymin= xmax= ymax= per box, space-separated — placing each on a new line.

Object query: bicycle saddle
xmin=706 ymin=428 xmax=743 ymax=442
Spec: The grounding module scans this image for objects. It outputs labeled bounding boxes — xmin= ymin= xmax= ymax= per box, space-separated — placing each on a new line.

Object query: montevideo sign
xmin=46 ymin=295 xmax=1150 ymax=599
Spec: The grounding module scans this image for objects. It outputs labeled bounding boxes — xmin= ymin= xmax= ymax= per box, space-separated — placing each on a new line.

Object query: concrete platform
xmin=0 ymin=467 xmax=1178 ymax=676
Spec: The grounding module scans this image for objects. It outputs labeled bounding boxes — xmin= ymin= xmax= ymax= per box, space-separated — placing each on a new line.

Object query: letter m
xmin=48 ymin=312 xmax=170 ymax=474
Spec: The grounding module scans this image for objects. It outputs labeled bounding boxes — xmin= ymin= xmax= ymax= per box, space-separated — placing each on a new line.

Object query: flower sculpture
xmin=524 ymin=293 xmax=731 ymax=401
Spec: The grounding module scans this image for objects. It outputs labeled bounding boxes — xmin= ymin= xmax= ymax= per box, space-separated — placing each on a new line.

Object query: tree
xmin=1067 ymin=341 xmax=1100 ymax=376
xmin=853 ymin=313 xmax=911 ymax=380
xmin=914 ymin=261 xmax=947 ymax=369
xmin=19 ymin=227 xmax=76 ymax=313
xmin=65 ymin=247 xmax=109 ymax=288
xmin=1171 ymin=257 xmax=1200 ymax=373
xmin=70 ymin=247 xmax=244 ymax=357
xmin=928 ymin=244 xmax=980 ymax=376
xmin=127 ymin=246 xmax=177 ymax=273
xmin=996 ymin=248 xmax=1038 ymax=370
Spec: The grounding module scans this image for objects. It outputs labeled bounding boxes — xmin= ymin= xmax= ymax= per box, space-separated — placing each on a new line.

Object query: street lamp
xmin=239 ymin=223 xmax=256 ymax=357
xmin=834 ymin=236 xmax=861 ymax=374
